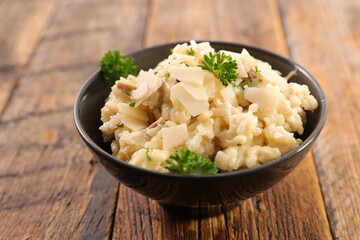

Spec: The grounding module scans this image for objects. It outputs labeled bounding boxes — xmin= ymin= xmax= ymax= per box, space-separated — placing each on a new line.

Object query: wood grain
xmin=112 ymin=0 xmax=332 ymax=239
xmin=1 ymin=0 xmax=358 ymax=238
xmin=0 ymin=0 xmax=148 ymax=239
xmin=278 ymin=0 xmax=360 ymax=239
xmin=0 ymin=0 xmax=58 ymax=116
xmin=144 ymin=0 xmax=288 ymax=55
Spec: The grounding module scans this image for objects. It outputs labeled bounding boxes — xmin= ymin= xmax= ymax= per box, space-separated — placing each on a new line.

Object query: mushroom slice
xmin=131 ymin=70 xmax=165 ymax=107
xmin=147 ymin=117 xmax=165 ymax=129
xmin=116 ymin=79 xmax=136 ymax=91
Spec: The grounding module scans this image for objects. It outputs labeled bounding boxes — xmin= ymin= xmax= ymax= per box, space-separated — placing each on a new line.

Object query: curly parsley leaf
xmin=100 ymin=50 xmax=138 ymax=86
xmin=198 ymin=52 xmax=239 ymax=86
xmin=164 ymin=150 xmax=218 ymax=175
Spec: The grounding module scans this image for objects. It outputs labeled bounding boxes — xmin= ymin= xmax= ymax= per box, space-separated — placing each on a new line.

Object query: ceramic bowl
xmin=74 ymin=41 xmax=327 ymax=207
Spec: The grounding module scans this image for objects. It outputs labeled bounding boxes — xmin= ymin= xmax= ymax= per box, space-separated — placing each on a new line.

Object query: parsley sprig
xmin=198 ymin=52 xmax=239 ymax=86
xmin=100 ymin=50 xmax=138 ymax=86
xmin=165 ymin=150 xmax=218 ymax=175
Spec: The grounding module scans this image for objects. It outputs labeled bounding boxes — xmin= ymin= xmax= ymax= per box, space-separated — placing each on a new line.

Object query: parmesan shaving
xmin=244 ymin=87 xmax=279 ymax=114
xmin=162 ymin=124 xmax=188 ymax=150
xmin=203 ymin=72 xmax=217 ymax=98
xmin=220 ymin=85 xmax=238 ymax=107
xmin=168 ymin=66 xmax=204 ymax=85
xmin=260 ymin=69 xmax=287 ymax=84
xmin=121 ymin=114 xmax=148 ymax=131
xmin=116 ymin=103 xmax=149 ymax=130
xmin=171 ymin=83 xmax=209 ymax=116
xmin=179 ymin=82 xmax=208 ymax=100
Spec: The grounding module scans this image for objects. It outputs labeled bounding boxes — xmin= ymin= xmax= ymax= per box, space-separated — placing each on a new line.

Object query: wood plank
xmin=144 ymin=0 xmax=288 ymax=55
xmin=112 ymin=0 xmax=332 ymax=239
xmin=0 ymin=0 xmax=58 ymax=116
xmin=0 ymin=0 xmax=149 ymax=239
xmin=278 ymin=0 xmax=360 ymax=239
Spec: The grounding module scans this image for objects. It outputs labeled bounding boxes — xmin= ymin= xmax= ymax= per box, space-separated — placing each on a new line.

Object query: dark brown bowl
xmin=74 ymin=41 xmax=327 ymax=207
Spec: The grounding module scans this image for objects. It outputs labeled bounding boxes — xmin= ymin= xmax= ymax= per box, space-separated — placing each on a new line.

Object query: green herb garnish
xmin=122 ymin=90 xmax=131 ymax=96
xmin=198 ymin=52 xmax=239 ymax=86
xmin=164 ymin=150 xmax=218 ymax=175
xmin=145 ymin=148 xmax=152 ymax=161
xmin=237 ymin=144 xmax=242 ymax=146
xmin=129 ymin=102 xmax=135 ymax=107
xmin=164 ymin=73 xmax=170 ymax=77
xmin=100 ymin=50 xmax=138 ymax=86
xmin=116 ymin=123 xmax=124 ymax=128
xmin=258 ymin=78 xmax=263 ymax=82
xmin=254 ymin=65 xmax=260 ymax=73
xmin=237 ymin=82 xmax=249 ymax=90
xmin=186 ymin=48 xmax=195 ymax=56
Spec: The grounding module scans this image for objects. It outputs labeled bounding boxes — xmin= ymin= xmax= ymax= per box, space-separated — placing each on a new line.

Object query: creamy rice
xmin=99 ymin=41 xmax=318 ymax=173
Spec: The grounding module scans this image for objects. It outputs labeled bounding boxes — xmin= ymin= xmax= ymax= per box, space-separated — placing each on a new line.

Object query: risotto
xmin=99 ymin=41 xmax=318 ymax=173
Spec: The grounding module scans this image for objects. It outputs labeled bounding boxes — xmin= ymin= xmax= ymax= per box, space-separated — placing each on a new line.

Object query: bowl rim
xmin=74 ymin=40 xmax=327 ymax=179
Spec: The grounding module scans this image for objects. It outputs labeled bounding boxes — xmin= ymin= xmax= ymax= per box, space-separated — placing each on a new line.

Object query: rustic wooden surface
xmin=0 ymin=0 xmax=358 ymax=239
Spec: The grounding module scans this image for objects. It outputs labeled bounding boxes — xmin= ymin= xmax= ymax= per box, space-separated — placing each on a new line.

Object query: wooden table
xmin=0 ymin=0 xmax=359 ymax=239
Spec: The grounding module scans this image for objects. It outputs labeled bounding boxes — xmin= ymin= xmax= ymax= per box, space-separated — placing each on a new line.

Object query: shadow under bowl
xmin=74 ymin=41 xmax=327 ymax=208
